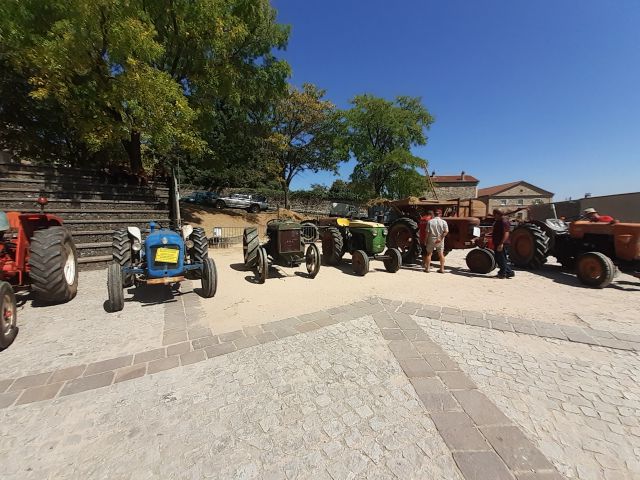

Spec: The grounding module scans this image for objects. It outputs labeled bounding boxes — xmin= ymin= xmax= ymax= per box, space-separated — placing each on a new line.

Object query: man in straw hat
xmin=583 ymin=208 xmax=616 ymax=223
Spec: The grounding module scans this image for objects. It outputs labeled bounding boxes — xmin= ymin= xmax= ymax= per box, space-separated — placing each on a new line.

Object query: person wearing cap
xmin=583 ymin=208 xmax=616 ymax=223
xmin=424 ymin=209 xmax=448 ymax=273
xmin=492 ymin=208 xmax=514 ymax=279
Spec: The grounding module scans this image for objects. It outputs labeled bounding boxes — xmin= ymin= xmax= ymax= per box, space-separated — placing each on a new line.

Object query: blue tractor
xmin=107 ymin=221 xmax=217 ymax=311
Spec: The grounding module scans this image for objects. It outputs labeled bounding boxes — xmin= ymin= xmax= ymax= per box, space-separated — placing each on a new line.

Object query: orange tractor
xmin=381 ymin=198 xmax=481 ymax=264
xmin=508 ymin=218 xmax=640 ymax=288
xmin=0 ymin=198 xmax=78 ymax=349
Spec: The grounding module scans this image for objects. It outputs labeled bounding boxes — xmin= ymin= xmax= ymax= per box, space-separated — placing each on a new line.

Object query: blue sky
xmin=272 ymin=0 xmax=640 ymax=200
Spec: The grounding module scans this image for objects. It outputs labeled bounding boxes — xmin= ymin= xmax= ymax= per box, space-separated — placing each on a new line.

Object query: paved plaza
xmin=1 ymin=269 xmax=639 ymax=479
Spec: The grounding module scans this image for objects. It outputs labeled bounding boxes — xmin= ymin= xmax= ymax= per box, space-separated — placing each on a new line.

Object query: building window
xmin=517 ymin=199 xmax=524 ymax=205
xmin=500 ymin=199 xmax=507 ymax=206
xmin=533 ymin=198 xmax=543 ymax=205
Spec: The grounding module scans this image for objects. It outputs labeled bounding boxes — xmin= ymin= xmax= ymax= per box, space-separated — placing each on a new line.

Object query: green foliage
xmin=344 ymin=94 xmax=434 ymax=197
xmin=0 ymin=0 xmax=290 ymax=171
xmin=263 ymin=83 xmax=349 ymax=208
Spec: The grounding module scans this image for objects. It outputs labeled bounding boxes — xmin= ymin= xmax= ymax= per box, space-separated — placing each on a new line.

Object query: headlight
xmin=372 ymin=231 xmax=377 ymax=237
xmin=185 ymin=239 xmax=194 ymax=249
xmin=161 ymin=236 xmax=168 ymax=245
xmin=383 ymin=228 xmax=388 ymax=236
xmin=132 ymin=241 xmax=142 ymax=252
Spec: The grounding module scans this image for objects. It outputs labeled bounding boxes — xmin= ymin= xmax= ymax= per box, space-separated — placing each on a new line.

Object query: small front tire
xmin=576 ymin=252 xmax=615 ymax=288
xmin=256 ymin=247 xmax=268 ymax=284
xmin=200 ymin=257 xmax=218 ymax=298
xmin=107 ymin=263 xmax=124 ymax=312
xmin=352 ymin=250 xmax=370 ymax=276
xmin=305 ymin=243 xmax=321 ymax=278
xmin=383 ymin=248 xmax=402 ymax=273
xmin=0 ymin=282 xmax=18 ymax=350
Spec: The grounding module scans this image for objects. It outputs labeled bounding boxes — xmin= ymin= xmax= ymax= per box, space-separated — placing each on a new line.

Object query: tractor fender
xmin=127 ymin=226 xmax=142 ymax=243
xmin=182 ymin=224 xmax=194 ymax=240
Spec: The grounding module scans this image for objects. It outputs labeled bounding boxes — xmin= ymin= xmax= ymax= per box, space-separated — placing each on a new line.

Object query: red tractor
xmin=0 ymin=198 xmax=78 ymax=349
xmin=381 ymin=198 xmax=481 ymax=264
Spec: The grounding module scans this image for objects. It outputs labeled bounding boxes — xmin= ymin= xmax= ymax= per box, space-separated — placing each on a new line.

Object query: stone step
xmin=76 ymin=241 xmax=112 ymax=250
xmin=0 ymin=177 xmax=169 ymax=193
xmin=1 ymin=198 xmax=167 ymax=212
xmin=63 ymin=218 xmax=171 ymax=232
xmin=14 ymin=209 xmax=169 ymax=221
xmin=70 ymin=230 xmax=116 ymax=244
xmin=78 ymin=255 xmax=112 ymax=271
xmin=0 ymin=186 xmax=169 ymax=201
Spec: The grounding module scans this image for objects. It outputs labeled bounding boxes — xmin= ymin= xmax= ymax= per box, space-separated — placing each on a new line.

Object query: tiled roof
xmin=477 ymin=181 xmax=522 ymax=197
xmin=431 ymin=175 xmax=479 ymax=183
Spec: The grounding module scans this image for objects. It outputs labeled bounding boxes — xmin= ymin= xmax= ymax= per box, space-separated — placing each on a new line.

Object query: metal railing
xmin=207 ymin=224 xmax=319 ymax=248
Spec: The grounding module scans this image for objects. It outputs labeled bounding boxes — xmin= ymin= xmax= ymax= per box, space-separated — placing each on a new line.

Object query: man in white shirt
xmin=424 ymin=209 xmax=448 ymax=273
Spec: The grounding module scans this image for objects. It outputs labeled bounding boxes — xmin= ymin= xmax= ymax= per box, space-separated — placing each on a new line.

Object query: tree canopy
xmin=0 ymin=0 xmax=289 ymax=171
xmin=263 ymin=83 xmax=348 ymax=208
xmin=344 ymin=94 xmax=434 ymax=197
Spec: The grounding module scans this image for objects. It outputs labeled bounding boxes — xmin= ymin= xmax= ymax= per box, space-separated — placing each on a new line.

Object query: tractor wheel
xmin=107 ymin=262 xmax=124 ymax=312
xmin=305 ymin=243 xmax=321 ymax=278
xmin=576 ymin=252 xmax=616 ymax=288
xmin=243 ymin=227 xmax=260 ymax=269
xmin=386 ymin=218 xmax=419 ymax=265
xmin=112 ymin=229 xmax=134 ymax=287
xmin=321 ymin=227 xmax=344 ymax=266
xmin=383 ymin=248 xmax=402 ymax=273
xmin=30 ymin=226 xmax=78 ymax=304
xmin=256 ymin=247 xmax=268 ymax=284
xmin=509 ymin=223 xmax=549 ymax=269
xmin=187 ymin=227 xmax=209 ymax=280
xmin=0 ymin=281 xmax=18 ymax=350
xmin=466 ymin=248 xmax=496 ymax=274
xmin=200 ymin=257 xmax=218 ymax=298
xmin=352 ymin=250 xmax=370 ymax=276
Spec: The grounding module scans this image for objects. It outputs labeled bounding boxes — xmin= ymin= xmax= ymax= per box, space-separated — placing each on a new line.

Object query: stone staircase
xmin=0 ymin=160 xmax=171 ymax=269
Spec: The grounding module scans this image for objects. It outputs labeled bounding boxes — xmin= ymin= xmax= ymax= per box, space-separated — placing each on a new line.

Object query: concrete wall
xmin=530 ymin=192 xmax=640 ymax=222
xmin=428 ymin=183 xmax=477 ymax=200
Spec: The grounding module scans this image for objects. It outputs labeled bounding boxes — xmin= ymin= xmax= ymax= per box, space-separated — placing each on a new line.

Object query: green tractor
xmin=243 ymin=219 xmax=321 ymax=283
xmin=318 ymin=218 xmax=402 ymax=276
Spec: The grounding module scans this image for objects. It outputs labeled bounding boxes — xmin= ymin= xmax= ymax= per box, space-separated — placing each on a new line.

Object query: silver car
xmin=214 ymin=193 xmax=268 ymax=213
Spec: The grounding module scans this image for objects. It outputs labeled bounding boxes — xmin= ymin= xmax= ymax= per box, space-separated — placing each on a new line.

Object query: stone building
xmin=426 ymin=171 xmax=479 ymax=200
xmin=477 ymin=181 xmax=553 ymax=220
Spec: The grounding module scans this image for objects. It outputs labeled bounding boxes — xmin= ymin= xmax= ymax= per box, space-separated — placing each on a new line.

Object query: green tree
xmin=0 ymin=0 xmax=289 ymax=172
xmin=385 ymin=167 xmax=428 ymax=199
xmin=264 ymin=83 xmax=348 ymax=209
xmin=344 ymin=94 xmax=434 ymax=197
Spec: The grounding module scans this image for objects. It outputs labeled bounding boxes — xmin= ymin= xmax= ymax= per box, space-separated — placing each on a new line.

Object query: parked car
xmin=180 ymin=191 xmax=218 ymax=205
xmin=215 ymin=193 xmax=269 ymax=213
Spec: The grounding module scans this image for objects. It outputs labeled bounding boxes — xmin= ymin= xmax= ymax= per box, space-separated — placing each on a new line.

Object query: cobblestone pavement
xmin=414 ymin=316 xmax=640 ymax=479
xmin=2 ymin=286 xmax=638 ymax=479
xmin=3 ymin=270 xmax=165 ymax=378
xmin=1 ymin=318 xmax=463 ymax=480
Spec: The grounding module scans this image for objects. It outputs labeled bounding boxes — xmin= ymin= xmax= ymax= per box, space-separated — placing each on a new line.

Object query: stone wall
xmin=427 ymin=183 xmax=477 ymax=200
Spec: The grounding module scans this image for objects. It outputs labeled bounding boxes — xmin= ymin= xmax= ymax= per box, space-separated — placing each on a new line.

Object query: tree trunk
xmin=122 ymin=130 xmax=143 ymax=173
xmin=283 ymin=184 xmax=290 ymax=210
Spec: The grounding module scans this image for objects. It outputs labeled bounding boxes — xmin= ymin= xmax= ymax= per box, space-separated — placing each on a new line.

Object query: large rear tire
xmin=576 ymin=252 xmax=615 ymax=288
xmin=30 ymin=226 xmax=78 ymax=303
xmin=200 ymin=257 xmax=218 ymax=298
xmin=0 ymin=282 xmax=18 ymax=350
xmin=107 ymin=262 xmax=124 ymax=312
xmin=321 ymin=226 xmax=344 ymax=266
xmin=386 ymin=218 xmax=419 ymax=265
xmin=466 ymin=248 xmax=496 ymax=274
xmin=352 ymin=250 xmax=370 ymax=276
xmin=243 ymin=227 xmax=260 ymax=268
xmin=187 ymin=227 xmax=209 ymax=280
xmin=383 ymin=248 xmax=402 ymax=273
xmin=509 ymin=223 xmax=549 ymax=269
xmin=305 ymin=243 xmax=321 ymax=278
xmin=112 ymin=229 xmax=134 ymax=287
